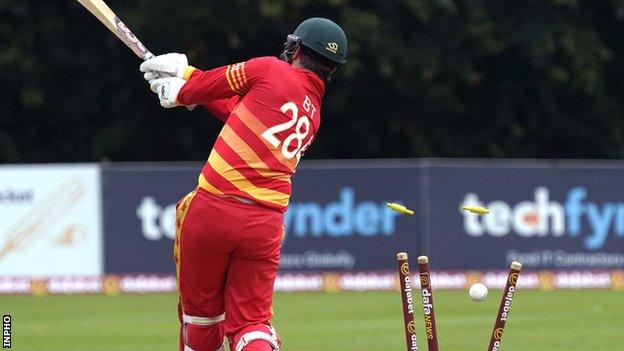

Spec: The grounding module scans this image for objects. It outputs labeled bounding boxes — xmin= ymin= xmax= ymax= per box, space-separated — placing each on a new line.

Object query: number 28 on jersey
xmin=261 ymin=95 xmax=318 ymax=162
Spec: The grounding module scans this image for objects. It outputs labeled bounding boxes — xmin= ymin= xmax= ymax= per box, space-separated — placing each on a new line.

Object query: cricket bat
xmin=76 ymin=0 xmax=153 ymax=60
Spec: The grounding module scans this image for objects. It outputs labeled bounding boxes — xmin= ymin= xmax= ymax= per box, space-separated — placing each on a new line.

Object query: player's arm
xmin=201 ymin=96 xmax=241 ymax=122
xmin=141 ymin=55 xmax=271 ymax=108
xmin=176 ymin=58 xmax=270 ymax=105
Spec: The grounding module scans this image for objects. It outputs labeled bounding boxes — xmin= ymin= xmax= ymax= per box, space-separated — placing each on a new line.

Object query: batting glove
xmin=140 ymin=53 xmax=189 ymax=82
xmin=150 ymin=77 xmax=186 ymax=108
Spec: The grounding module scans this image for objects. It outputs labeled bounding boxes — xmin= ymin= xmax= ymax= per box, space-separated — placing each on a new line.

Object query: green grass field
xmin=3 ymin=290 xmax=623 ymax=350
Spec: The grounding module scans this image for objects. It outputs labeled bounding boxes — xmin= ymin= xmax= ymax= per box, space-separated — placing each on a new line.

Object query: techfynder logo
xmin=460 ymin=187 xmax=624 ymax=250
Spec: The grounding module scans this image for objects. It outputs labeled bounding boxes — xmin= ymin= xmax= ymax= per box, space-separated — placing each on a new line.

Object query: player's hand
xmin=150 ymin=77 xmax=186 ymax=108
xmin=140 ymin=53 xmax=188 ymax=82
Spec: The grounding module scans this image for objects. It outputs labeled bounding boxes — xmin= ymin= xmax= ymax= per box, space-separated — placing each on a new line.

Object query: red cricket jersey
xmin=177 ymin=57 xmax=326 ymax=212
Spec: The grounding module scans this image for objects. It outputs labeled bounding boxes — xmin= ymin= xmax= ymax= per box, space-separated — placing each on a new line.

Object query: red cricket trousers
xmin=174 ymin=187 xmax=283 ymax=351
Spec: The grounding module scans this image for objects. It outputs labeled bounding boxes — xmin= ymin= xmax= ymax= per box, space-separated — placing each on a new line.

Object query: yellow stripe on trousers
xmin=174 ymin=189 xmax=197 ymax=292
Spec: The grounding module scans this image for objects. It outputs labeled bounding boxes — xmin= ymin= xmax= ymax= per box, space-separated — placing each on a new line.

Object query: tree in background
xmin=2 ymin=0 xmax=624 ymax=162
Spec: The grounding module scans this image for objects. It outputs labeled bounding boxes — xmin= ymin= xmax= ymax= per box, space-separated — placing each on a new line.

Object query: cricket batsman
xmin=139 ymin=18 xmax=347 ymax=351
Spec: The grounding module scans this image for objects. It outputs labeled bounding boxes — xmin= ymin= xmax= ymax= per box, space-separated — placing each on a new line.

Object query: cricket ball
xmin=469 ymin=283 xmax=488 ymax=302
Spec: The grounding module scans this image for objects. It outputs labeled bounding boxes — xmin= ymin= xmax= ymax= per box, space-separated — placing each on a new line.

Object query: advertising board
xmin=425 ymin=161 xmax=624 ymax=269
xmin=0 ymin=164 xmax=102 ymax=276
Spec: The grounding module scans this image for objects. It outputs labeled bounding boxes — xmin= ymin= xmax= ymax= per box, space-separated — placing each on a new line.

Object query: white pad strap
xmin=182 ymin=312 xmax=225 ymax=326
xmin=235 ymin=326 xmax=280 ymax=351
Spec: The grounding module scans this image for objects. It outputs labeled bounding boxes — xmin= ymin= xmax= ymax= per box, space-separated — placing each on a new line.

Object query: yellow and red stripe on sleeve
xmin=225 ymin=62 xmax=249 ymax=95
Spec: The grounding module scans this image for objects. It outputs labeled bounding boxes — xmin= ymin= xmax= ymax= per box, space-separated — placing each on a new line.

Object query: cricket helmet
xmin=280 ymin=17 xmax=348 ymax=80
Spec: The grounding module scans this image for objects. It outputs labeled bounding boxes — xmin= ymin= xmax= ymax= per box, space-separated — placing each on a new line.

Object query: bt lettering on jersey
xmin=461 ymin=186 xmax=624 ymax=250
xmin=285 ymin=187 xmax=399 ymax=238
